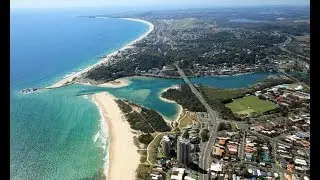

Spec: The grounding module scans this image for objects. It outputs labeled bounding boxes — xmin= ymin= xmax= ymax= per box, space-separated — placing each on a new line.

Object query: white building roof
xmin=171 ymin=167 xmax=184 ymax=180
xmin=294 ymin=158 xmax=307 ymax=166
xmin=163 ymin=135 xmax=170 ymax=142
xmin=257 ymin=169 xmax=261 ymax=176
xmin=210 ymin=162 xmax=222 ymax=172
xmin=170 ymin=175 xmax=183 ymax=180
xmin=184 ymin=176 xmax=196 ymax=180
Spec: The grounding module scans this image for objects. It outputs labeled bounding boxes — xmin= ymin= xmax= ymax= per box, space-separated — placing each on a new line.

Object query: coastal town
xmin=130 ymin=74 xmax=310 ymax=180
xmin=15 ymin=5 xmax=310 ymax=180
xmin=74 ymin=6 xmax=309 ymax=88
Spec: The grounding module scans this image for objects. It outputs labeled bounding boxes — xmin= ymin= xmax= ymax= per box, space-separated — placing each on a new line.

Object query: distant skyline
xmin=11 ymin=0 xmax=309 ymax=9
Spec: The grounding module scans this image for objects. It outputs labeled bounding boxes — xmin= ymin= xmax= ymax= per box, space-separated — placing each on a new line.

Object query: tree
xmin=182 ymin=130 xmax=189 ymax=139
xmin=243 ymin=169 xmax=251 ymax=178
xmin=289 ymin=100 xmax=303 ymax=109
xmin=136 ymin=164 xmax=151 ymax=179
xmin=280 ymin=106 xmax=289 ymax=117
xmin=138 ymin=133 xmax=154 ymax=145
xmin=218 ymin=122 xmax=232 ymax=131
xmin=258 ymin=94 xmax=267 ymax=100
xmin=200 ymin=129 xmax=209 ymax=142
xmin=256 ymin=147 xmax=264 ymax=162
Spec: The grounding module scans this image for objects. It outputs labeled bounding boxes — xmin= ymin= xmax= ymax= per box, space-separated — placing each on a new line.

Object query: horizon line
xmin=10 ymin=3 xmax=310 ymax=10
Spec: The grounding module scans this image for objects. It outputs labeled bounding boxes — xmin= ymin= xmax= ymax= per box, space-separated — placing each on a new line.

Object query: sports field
xmin=225 ymin=95 xmax=278 ymax=115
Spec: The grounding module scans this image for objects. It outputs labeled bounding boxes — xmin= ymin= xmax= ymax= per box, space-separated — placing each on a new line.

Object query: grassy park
xmin=225 ymin=95 xmax=278 ymax=116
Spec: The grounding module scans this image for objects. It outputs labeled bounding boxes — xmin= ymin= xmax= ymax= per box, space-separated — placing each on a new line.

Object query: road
xmin=278 ymin=35 xmax=310 ymax=62
xmin=240 ymin=162 xmax=309 ymax=177
xmin=174 ymin=63 xmax=309 ymax=179
xmin=238 ymin=131 xmax=246 ymax=163
xmin=248 ymin=130 xmax=309 ymax=151
xmin=278 ymin=70 xmax=310 ymax=91
xmin=227 ymin=121 xmax=309 ymax=152
xmin=271 ymin=142 xmax=277 ymax=169
xmin=175 ymin=63 xmax=221 ymax=180
xmin=276 ymin=35 xmax=310 ymax=90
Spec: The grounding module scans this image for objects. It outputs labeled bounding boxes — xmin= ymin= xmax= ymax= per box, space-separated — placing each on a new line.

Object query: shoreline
xmin=46 ymin=18 xmax=154 ymax=89
xmin=99 ymin=78 xmax=131 ymax=88
xmin=91 ymin=92 xmax=140 ymax=180
xmin=159 ymin=85 xmax=183 ymax=122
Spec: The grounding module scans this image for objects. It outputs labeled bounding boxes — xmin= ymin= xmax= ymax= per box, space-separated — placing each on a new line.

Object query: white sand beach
xmin=159 ymin=85 xmax=180 ymax=104
xmin=159 ymin=85 xmax=183 ymax=122
xmin=92 ymin=92 xmax=140 ymax=180
xmin=99 ymin=78 xmax=131 ymax=88
xmin=47 ymin=18 xmax=154 ymax=89
xmin=46 ymin=18 xmax=155 ymax=179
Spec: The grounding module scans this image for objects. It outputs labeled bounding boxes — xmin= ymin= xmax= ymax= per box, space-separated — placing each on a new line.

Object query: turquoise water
xmin=76 ymin=72 xmax=276 ymax=120
xmin=11 ymin=87 xmax=104 ymax=179
xmin=10 ymin=8 xmax=276 ymax=180
xmin=10 ymin=9 xmax=148 ymax=179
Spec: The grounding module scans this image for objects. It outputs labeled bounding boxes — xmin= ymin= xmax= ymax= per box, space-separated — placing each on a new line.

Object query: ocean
xmin=10 ymin=8 xmax=275 ymax=180
xmin=10 ymin=9 xmax=148 ymax=179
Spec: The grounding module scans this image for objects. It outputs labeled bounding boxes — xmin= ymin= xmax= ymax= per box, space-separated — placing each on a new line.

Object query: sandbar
xmin=99 ymin=78 xmax=131 ymax=88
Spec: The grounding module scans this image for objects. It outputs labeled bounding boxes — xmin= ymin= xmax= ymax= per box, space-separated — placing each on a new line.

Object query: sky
xmin=11 ymin=0 xmax=309 ymax=9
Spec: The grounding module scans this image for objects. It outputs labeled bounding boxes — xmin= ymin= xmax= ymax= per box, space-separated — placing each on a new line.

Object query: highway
xmin=277 ymin=35 xmax=310 ymax=91
xmin=278 ymin=35 xmax=310 ymax=62
xmin=175 ymin=63 xmax=221 ymax=180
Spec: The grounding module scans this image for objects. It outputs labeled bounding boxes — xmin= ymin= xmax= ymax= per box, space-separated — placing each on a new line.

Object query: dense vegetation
xmin=200 ymin=129 xmax=209 ymax=142
xmin=82 ymin=7 xmax=309 ymax=84
xmin=162 ymin=84 xmax=206 ymax=112
xmin=250 ymin=77 xmax=295 ymax=91
xmin=136 ymin=164 xmax=152 ymax=180
xmin=199 ymin=86 xmax=246 ymax=119
xmin=218 ymin=122 xmax=232 ymax=131
xmin=138 ymin=133 xmax=154 ymax=145
xmin=199 ymin=86 xmax=250 ymax=103
xmin=115 ymin=100 xmax=132 ymax=113
xmin=116 ymin=100 xmax=171 ymax=133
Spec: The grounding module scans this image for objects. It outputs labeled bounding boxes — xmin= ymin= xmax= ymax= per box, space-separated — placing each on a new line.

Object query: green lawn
xmin=231 ymin=122 xmax=238 ymax=129
xmin=169 ymin=18 xmax=198 ymax=29
xmin=148 ymin=133 xmax=166 ymax=164
xmin=225 ymin=95 xmax=278 ymax=115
